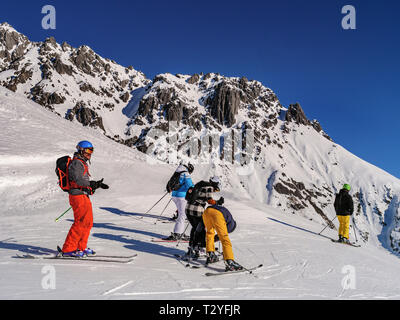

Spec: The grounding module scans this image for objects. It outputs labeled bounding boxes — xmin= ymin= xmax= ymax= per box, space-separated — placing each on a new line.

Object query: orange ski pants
xmin=202 ymin=207 xmax=234 ymax=260
xmin=62 ymin=194 xmax=93 ymax=252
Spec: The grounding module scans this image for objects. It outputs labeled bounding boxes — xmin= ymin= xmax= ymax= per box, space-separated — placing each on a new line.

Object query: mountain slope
xmin=1 ymin=87 xmax=400 ymax=300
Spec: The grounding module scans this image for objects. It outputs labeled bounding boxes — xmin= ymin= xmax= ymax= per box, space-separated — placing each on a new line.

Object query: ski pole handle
xmin=55 ymin=207 xmax=72 ymax=222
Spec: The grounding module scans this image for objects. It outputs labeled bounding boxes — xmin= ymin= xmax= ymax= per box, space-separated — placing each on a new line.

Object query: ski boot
xmin=342 ymin=237 xmax=350 ymax=244
xmin=182 ymin=246 xmax=194 ymax=261
xmin=190 ymin=245 xmax=200 ymax=260
xmin=224 ymin=259 xmax=243 ymax=271
xmin=179 ymin=233 xmax=190 ymax=241
xmin=206 ymin=251 xmax=219 ymax=265
xmin=162 ymin=232 xmax=180 ymax=240
xmin=62 ymin=250 xmax=85 ymax=258
xmin=83 ymin=248 xmax=96 ymax=256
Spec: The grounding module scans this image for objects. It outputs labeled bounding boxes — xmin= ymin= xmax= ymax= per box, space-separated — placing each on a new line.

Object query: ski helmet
xmin=209 ymin=176 xmax=221 ymax=191
xmin=343 ymin=184 xmax=351 ymax=191
xmin=76 ymin=140 xmax=94 ymax=157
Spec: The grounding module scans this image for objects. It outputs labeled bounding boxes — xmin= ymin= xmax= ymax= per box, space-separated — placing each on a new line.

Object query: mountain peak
xmin=0 ymin=22 xmax=15 ymax=31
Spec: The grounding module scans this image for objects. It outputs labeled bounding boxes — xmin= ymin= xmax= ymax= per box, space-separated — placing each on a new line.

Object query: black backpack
xmin=55 ymin=155 xmax=72 ymax=192
xmin=185 ymin=181 xmax=212 ymax=204
xmin=166 ymin=171 xmax=185 ymax=193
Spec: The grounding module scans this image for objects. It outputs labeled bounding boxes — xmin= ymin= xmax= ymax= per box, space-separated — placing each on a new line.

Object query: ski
xmin=93 ymin=254 xmax=137 ymax=259
xmin=331 ymin=239 xmax=361 ymax=247
xmin=174 ymin=249 xmax=223 ymax=269
xmin=174 ymin=254 xmax=202 ymax=269
xmin=56 ymin=246 xmax=137 ymax=259
xmin=205 ymin=264 xmax=263 ymax=277
xmin=174 ymin=253 xmax=211 ymax=269
xmin=15 ymin=253 xmax=136 ymax=264
xmin=151 ymin=239 xmax=189 ymax=243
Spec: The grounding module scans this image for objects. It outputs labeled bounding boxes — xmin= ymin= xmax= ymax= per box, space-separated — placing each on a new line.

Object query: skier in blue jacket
xmin=163 ymin=163 xmax=194 ymax=240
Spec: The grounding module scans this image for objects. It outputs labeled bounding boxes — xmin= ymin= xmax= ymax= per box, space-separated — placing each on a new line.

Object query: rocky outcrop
xmin=0 ymin=23 xmax=30 ymax=69
xmin=187 ymin=73 xmax=200 ymax=84
xmin=285 ymin=103 xmax=309 ymax=126
xmin=285 ymin=102 xmax=331 ymax=140
xmin=66 ymin=103 xmax=105 ymax=131
xmin=206 ymin=81 xmax=240 ymax=127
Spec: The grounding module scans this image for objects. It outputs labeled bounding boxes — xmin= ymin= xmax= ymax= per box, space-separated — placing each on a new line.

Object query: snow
xmin=1 ymin=86 xmax=400 ymax=300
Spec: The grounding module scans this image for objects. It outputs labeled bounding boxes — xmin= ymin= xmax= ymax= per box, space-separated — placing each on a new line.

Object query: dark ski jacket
xmin=334 ymin=189 xmax=354 ymax=216
xmin=210 ymin=205 xmax=237 ymax=233
xmin=68 ymin=152 xmax=91 ymax=196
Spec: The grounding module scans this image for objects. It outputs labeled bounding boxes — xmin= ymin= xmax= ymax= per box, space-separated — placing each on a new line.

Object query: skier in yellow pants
xmin=202 ymin=205 xmax=243 ymax=271
xmin=334 ymin=184 xmax=354 ymax=243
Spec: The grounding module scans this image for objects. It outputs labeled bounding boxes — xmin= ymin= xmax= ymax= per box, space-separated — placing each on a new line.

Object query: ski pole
xmin=145 ymin=192 xmax=169 ymax=214
xmin=55 ymin=207 xmax=72 ymax=222
xmin=318 ymin=216 xmax=337 ymax=235
xmin=176 ymin=222 xmax=190 ymax=247
xmin=352 ymin=216 xmax=358 ymax=242
xmin=154 ymin=198 xmax=172 ymax=225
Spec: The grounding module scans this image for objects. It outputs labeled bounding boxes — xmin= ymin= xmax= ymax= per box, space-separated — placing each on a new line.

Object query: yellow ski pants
xmin=337 ymin=215 xmax=350 ymax=239
xmin=202 ymin=207 xmax=234 ymax=260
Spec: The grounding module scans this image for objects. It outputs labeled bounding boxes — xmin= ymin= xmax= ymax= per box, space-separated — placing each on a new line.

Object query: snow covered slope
xmin=1 ymin=87 xmax=400 ymax=300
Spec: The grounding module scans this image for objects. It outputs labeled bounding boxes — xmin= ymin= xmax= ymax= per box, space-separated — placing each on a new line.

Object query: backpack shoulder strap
xmin=72 ymin=157 xmax=90 ymax=176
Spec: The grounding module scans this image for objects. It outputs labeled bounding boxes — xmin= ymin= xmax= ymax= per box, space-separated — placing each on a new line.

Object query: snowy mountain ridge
xmin=1 ymin=22 xmax=400 ymax=256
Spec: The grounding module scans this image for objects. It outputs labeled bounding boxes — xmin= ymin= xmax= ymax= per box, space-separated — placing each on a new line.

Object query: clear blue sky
xmin=1 ymin=0 xmax=399 ymax=178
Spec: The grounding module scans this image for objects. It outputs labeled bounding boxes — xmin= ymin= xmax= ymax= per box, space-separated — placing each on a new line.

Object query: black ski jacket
xmin=334 ymin=189 xmax=354 ymax=216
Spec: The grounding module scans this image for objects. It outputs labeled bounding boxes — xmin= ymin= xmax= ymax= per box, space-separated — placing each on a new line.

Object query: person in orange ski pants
xmin=61 ymin=140 xmax=108 ymax=257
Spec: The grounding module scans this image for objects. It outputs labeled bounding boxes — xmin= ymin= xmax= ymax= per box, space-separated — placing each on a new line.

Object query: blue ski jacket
xmin=171 ymin=168 xmax=194 ymax=198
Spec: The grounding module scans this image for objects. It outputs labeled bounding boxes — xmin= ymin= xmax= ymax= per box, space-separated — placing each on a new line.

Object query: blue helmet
xmin=76 ymin=140 xmax=94 ymax=152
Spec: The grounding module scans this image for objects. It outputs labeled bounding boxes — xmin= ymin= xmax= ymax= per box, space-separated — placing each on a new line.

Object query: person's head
xmin=76 ymin=140 xmax=94 ymax=161
xmin=209 ymin=176 xmax=221 ymax=192
xmin=342 ymin=184 xmax=351 ymax=192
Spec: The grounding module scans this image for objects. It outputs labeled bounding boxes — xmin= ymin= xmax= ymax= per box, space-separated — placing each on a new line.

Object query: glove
xmin=217 ymin=197 xmax=224 ymax=205
xmin=90 ymin=178 xmax=104 ymax=191
xmin=100 ymin=182 xmax=109 ymax=189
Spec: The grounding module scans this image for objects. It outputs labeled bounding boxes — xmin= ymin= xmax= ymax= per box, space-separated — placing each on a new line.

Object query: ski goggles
xmin=83 ymin=147 xmax=94 ymax=154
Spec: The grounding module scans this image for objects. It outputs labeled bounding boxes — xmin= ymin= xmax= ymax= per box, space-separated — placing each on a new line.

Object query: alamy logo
xmin=144 ymin=121 xmax=255 ymax=175
xmin=41 ymin=5 xmax=56 ymax=30
xmin=41 ymin=265 xmax=56 ymax=290
xmin=341 ymin=5 xmax=356 ymax=30
xmin=341 ymin=265 xmax=356 ymax=290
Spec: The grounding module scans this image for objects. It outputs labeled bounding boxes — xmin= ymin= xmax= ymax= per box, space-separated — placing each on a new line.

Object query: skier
xmin=334 ymin=183 xmax=354 ymax=244
xmin=61 ymin=140 xmax=109 ymax=257
xmin=185 ymin=176 xmax=224 ymax=259
xmin=163 ymin=163 xmax=194 ymax=240
xmin=202 ymin=204 xmax=243 ymax=271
